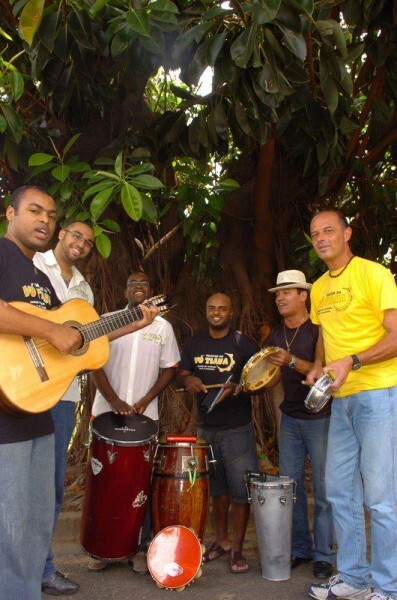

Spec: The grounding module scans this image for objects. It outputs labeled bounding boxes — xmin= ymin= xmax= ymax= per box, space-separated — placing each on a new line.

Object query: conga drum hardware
xmin=80 ymin=412 xmax=158 ymax=561
xmin=148 ymin=525 xmax=203 ymax=591
xmin=152 ymin=435 xmax=211 ymax=541
xmin=240 ymin=347 xmax=280 ymax=393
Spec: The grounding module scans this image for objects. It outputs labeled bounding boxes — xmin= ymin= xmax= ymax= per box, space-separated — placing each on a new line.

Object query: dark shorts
xmin=198 ymin=422 xmax=258 ymax=504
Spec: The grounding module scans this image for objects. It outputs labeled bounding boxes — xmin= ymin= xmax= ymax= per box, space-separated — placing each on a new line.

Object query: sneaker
xmin=309 ymin=574 xmax=371 ymax=599
xmin=41 ymin=571 xmax=79 ymax=596
xmin=366 ymin=594 xmax=394 ymax=600
xmin=87 ymin=557 xmax=108 ymax=571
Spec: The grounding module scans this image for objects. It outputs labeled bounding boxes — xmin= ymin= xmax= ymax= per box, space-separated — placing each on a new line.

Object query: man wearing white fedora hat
xmin=265 ymin=270 xmax=335 ymax=579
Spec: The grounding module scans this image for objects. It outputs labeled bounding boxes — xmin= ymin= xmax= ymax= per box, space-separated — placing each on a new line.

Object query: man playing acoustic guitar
xmin=0 ymin=186 xmax=158 ymax=600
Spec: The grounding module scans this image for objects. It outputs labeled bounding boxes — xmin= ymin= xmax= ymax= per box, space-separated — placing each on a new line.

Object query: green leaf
xmin=100 ymin=219 xmax=120 ymax=232
xmin=130 ymin=174 xmax=165 ymax=189
xmin=96 ymin=233 xmax=111 ymax=258
xmin=60 ymin=180 xmax=73 ymax=200
xmin=0 ymin=105 xmax=22 ymax=143
xmin=277 ymin=24 xmax=306 ymax=61
xmin=19 ymin=0 xmax=45 ymax=46
xmin=207 ymin=32 xmax=227 ymax=66
xmin=28 ymin=152 xmax=55 ymax=166
xmin=51 ymin=165 xmax=71 ymax=182
xmin=89 ymin=0 xmax=110 ymax=16
xmin=142 ymin=195 xmax=158 ymax=224
xmin=140 ymin=26 xmax=165 ymax=54
xmin=0 ymin=115 xmax=7 ymax=133
xmin=125 ymin=163 xmax=154 ymax=176
xmin=90 ymin=186 xmax=114 ymax=219
xmin=121 ymin=183 xmax=143 ymax=221
xmin=291 ymin=0 xmax=314 ymax=14
xmin=9 ymin=69 xmax=24 ymax=100
xmin=218 ymin=178 xmax=240 ymax=191
xmin=149 ymin=0 xmax=179 ymax=13
xmin=0 ymin=27 xmax=13 ymax=41
xmin=251 ymin=0 xmax=281 ymax=24
xmin=62 ymin=133 xmax=81 ymax=157
xmin=114 ymin=151 xmax=123 ymax=177
xmin=202 ymin=5 xmax=231 ymax=20
xmin=68 ymin=9 xmax=95 ymax=50
xmin=83 ymin=180 xmax=115 ymax=200
xmin=38 ymin=12 xmax=60 ymax=53
xmin=230 ymin=28 xmax=255 ymax=68
xmin=126 ymin=9 xmax=150 ymax=37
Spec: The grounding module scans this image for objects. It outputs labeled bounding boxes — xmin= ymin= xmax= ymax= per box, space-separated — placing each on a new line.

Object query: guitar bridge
xmin=23 ymin=336 xmax=49 ymax=382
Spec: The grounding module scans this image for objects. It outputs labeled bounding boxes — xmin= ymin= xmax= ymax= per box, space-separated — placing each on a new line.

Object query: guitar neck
xmin=80 ymin=305 xmax=145 ymax=342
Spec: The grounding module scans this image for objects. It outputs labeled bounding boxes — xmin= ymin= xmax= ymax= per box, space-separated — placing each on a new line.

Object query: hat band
xmin=275 ymin=281 xmax=304 ymax=287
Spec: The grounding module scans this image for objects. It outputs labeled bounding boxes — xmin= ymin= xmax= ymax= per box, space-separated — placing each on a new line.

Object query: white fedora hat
xmin=268 ymin=269 xmax=312 ymax=293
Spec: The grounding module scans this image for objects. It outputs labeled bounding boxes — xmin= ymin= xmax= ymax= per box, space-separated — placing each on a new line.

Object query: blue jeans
xmin=326 ymin=387 xmax=397 ymax=598
xmin=198 ymin=423 xmax=259 ymax=503
xmin=0 ymin=435 xmax=55 ymax=600
xmin=43 ymin=401 xmax=76 ymax=578
xmin=279 ymin=413 xmax=335 ymax=563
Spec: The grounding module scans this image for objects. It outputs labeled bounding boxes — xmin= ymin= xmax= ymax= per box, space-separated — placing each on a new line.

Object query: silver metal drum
xmin=304 ymin=373 xmax=334 ymax=413
xmin=246 ymin=472 xmax=296 ymax=581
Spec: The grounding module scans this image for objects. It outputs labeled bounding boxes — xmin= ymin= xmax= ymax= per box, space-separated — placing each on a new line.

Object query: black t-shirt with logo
xmin=267 ymin=319 xmax=331 ymax=419
xmin=0 ymin=238 xmax=61 ymax=444
xmin=179 ymin=329 xmax=259 ymax=430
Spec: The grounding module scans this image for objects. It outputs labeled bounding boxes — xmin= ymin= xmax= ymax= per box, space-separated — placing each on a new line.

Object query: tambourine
xmin=147 ymin=525 xmax=204 ymax=591
xmin=240 ymin=347 xmax=280 ymax=393
xmin=304 ymin=373 xmax=334 ymax=413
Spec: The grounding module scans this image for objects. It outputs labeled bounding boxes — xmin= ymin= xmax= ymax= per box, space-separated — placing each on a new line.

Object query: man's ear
xmin=344 ymin=226 xmax=352 ymax=243
xmin=6 ymin=205 xmax=14 ymax=222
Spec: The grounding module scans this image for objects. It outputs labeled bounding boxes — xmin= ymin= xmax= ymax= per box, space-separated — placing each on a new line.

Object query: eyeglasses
xmin=127 ymin=280 xmax=150 ymax=288
xmin=64 ymin=230 xmax=95 ymax=250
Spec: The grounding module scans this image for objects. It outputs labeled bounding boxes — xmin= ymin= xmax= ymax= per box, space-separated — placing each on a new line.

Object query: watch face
xmin=351 ymin=355 xmax=361 ymax=370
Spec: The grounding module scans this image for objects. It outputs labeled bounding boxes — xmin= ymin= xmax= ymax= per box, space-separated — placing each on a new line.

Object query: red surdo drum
xmin=80 ymin=411 xmax=158 ymax=560
xmin=148 ymin=525 xmax=203 ymax=590
xmin=151 ymin=435 xmax=211 ymax=541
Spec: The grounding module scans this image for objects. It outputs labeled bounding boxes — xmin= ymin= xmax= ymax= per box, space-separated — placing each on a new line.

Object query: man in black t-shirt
xmin=265 ymin=270 xmax=335 ymax=579
xmin=0 ymin=186 xmax=159 ymax=600
xmin=178 ymin=293 xmax=259 ymax=574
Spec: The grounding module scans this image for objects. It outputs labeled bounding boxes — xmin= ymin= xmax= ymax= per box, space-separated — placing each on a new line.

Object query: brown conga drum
xmin=151 ymin=435 xmax=211 ymax=541
xmin=80 ymin=412 xmax=158 ymax=560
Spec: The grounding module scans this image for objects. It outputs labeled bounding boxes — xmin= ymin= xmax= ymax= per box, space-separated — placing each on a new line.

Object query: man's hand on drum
xmin=306 ymin=362 xmax=325 ymax=386
xmin=109 ymin=396 xmax=133 ymax=415
xmin=267 ymin=347 xmax=292 ymax=367
xmin=216 ymin=381 xmax=240 ymax=404
xmin=132 ymin=394 xmax=152 ymax=415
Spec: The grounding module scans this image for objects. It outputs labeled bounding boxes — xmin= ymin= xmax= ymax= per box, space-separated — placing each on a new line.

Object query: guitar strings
xmin=30 ymin=298 xmax=167 ymax=350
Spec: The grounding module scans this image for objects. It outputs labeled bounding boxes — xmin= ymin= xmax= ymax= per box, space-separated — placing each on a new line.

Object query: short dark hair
xmin=9 ymin=185 xmax=51 ymax=211
xmin=127 ymin=271 xmax=152 ymax=285
xmin=61 ymin=218 xmax=93 ymax=231
xmin=311 ymin=208 xmax=349 ymax=229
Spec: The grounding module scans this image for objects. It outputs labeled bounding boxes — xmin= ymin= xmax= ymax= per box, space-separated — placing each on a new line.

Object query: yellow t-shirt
xmin=310 ymin=256 xmax=397 ymax=397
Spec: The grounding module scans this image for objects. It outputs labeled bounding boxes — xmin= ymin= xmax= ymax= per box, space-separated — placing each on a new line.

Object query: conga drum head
xmin=240 ymin=347 xmax=280 ymax=392
xmin=148 ymin=525 xmax=203 ymax=589
xmin=91 ymin=411 xmax=158 ymax=446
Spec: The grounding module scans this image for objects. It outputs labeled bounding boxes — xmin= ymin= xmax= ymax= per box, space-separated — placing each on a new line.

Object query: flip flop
xmin=203 ymin=541 xmax=231 ymax=563
xmin=230 ymin=552 xmax=249 ymax=574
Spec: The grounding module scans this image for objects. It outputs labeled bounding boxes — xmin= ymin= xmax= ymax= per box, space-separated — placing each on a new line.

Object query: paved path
xmin=47 ymin=511 xmax=320 ymax=600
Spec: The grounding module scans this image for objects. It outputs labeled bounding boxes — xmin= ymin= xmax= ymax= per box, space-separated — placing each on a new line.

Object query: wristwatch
xmin=288 ymin=355 xmax=297 ymax=369
xmin=351 ymin=354 xmax=362 ymax=370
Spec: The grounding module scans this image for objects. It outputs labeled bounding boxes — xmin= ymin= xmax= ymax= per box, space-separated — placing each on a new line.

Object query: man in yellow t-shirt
xmin=307 ymin=210 xmax=397 ymax=600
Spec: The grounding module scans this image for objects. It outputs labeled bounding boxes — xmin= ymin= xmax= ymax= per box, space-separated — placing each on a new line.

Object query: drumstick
xmin=175 ymin=384 xmax=225 ymax=393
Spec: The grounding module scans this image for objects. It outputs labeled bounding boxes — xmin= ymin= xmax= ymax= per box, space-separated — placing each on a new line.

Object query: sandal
xmin=203 ymin=541 xmax=231 ymax=563
xmin=230 ymin=552 xmax=249 ymax=574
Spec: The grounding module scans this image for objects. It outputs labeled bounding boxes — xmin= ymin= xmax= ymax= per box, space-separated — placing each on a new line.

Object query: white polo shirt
xmin=33 ymin=249 xmax=94 ymax=402
xmin=92 ymin=314 xmax=180 ymax=421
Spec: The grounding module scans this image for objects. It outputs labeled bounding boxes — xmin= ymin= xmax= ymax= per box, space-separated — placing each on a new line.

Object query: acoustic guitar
xmin=0 ymin=295 xmax=168 ymax=415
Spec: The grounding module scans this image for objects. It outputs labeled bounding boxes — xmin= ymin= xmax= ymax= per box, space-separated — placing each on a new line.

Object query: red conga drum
xmin=80 ymin=412 xmax=158 ymax=560
xmin=151 ymin=435 xmax=211 ymax=541
xmin=148 ymin=525 xmax=203 ymax=590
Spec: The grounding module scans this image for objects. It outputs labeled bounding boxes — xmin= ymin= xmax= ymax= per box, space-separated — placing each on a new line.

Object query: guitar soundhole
xmin=63 ymin=320 xmax=88 ymax=356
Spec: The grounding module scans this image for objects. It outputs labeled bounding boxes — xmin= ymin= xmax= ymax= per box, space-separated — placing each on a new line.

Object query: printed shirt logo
xmin=317 ymin=287 xmax=353 ymax=315
xmin=22 ymin=283 xmax=52 ymax=308
xmin=142 ymin=332 xmax=163 ymax=345
xmin=132 ymin=490 xmax=147 ymax=508
xmin=194 ymin=352 xmax=236 ymax=373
